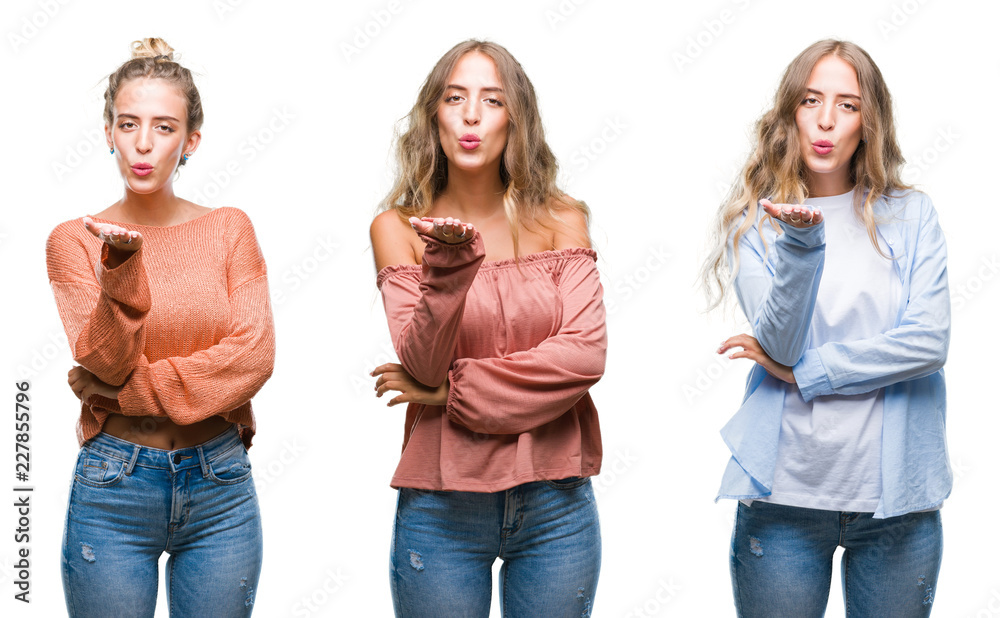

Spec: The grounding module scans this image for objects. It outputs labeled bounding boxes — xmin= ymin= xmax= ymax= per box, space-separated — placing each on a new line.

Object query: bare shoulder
xmin=371 ymin=209 xmax=421 ymax=272
xmin=547 ymin=197 xmax=592 ymax=250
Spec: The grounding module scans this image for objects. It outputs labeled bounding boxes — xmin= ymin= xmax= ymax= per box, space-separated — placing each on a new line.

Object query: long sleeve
xmin=793 ymin=195 xmax=949 ymax=401
xmin=116 ymin=212 xmax=275 ymax=423
xmin=378 ymin=232 xmax=486 ymax=387
xmin=46 ymin=222 xmax=152 ymax=386
xmin=445 ymin=251 xmax=607 ymax=435
xmin=732 ymin=213 xmax=826 ymax=366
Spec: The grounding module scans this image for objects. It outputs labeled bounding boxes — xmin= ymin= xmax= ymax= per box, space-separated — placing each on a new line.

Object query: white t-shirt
xmin=758 ymin=188 xmax=902 ymax=512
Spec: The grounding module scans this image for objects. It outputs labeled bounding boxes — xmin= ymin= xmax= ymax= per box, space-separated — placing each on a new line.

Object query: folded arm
xmin=377 ymin=230 xmax=486 ymax=387
xmin=46 ymin=222 xmax=151 ymax=386
xmin=445 ymin=252 xmax=607 ymax=435
xmin=732 ymin=212 xmax=826 ymax=366
xmin=793 ymin=199 xmax=949 ymax=401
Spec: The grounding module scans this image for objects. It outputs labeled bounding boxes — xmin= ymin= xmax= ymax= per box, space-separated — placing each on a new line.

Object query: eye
xmin=840 ymin=102 xmax=860 ymax=112
xmin=156 ymin=124 xmax=176 ymax=133
xmin=485 ymin=98 xmax=504 ymax=107
xmin=801 ymin=96 xmax=821 ymax=106
xmin=118 ymin=121 xmax=137 ymax=129
xmin=444 ymin=94 xmax=463 ymax=103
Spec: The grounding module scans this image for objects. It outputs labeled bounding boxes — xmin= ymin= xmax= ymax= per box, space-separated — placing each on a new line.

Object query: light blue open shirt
xmin=718 ymin=190 xmax=951 ymax=518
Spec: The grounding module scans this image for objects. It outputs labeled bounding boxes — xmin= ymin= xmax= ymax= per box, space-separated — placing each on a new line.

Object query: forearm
xmin=734 ymin=221 xmax=826 ymax=365
xmin=380 ymin=232 xmax=485 ymax=386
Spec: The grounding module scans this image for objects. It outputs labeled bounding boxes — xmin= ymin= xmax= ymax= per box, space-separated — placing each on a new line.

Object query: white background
xmin=2 ymin=0 xmax=997 ymax=616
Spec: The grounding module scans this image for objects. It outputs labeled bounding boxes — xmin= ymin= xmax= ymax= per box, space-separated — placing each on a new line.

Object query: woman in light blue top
xmin=702 ymin=40 xmax=950 ymax=617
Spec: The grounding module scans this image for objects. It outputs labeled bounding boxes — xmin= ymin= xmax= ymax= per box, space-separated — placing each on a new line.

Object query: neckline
xmin=806 ymin=188 xmax=855 ymax=203
xmin=376 ymin=246 xmax=597 ymax=280
xmin=89 ymin=206 xmax=223 ymax=230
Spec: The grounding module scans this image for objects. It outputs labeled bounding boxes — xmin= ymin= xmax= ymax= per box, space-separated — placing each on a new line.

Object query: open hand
xmin=372 ymin=362 xmax=449 ymax=407
xmin=68 ymin=366 xmax=121 ymax=405
xmin=760 ymin=199 xmax=823 ymax=229
xmin=719 ymin=334 xmax=795 ymax=384
xmin=83 ymin=216 xmax=143 ymax=253
xmin=408 ymin=217 xmax=474 ymax=245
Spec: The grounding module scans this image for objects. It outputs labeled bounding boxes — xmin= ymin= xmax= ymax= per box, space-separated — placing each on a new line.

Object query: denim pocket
xmin=74 ymin=448 xmax=127 ymax=488
xmin=543 ymin=476 xmax=589 ymax=490
xmin=205 ymin=445 xmax=253 ymax=486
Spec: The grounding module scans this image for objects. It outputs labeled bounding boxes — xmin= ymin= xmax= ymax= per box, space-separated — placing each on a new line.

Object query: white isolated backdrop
xmin=1 ymin=0 xmax=996 ymax=616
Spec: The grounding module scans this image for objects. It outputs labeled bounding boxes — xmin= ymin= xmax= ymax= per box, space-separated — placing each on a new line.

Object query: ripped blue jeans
xmin=730 ymin=501 xmax=943 ymax=617
xmin=390 ymin=478 xmax=601 ymax=617
xmin=61 ymin=426 xmax=263 ymax=617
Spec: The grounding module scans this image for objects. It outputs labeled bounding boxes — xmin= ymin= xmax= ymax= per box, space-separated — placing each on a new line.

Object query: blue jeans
xmin=61 ymin=427 xmax=263 ymax=617
xmin=730 ymin=501 xmax=943 ymax=617
xmin=390 ymin=478 xmax=601 ymax=617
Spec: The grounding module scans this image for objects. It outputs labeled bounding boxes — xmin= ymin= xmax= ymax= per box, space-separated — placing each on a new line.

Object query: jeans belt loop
xmin=125 ymin=445 xmax=141 ymax=476
xmin=196 ymin=445 xmax=210 ymax=478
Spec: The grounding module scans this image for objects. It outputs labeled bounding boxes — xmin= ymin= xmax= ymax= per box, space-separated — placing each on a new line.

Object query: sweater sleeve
xmin=732 ymin=212 xmax=826 ymax=366
xmin=444 ymin=252 xmax=607 ymax=435
xmin=377 ymin=232 xmax=486 ymax=387
xmin=46 ymin=221 xmax=152 ymax=386
xmin=116 ymin=211 xmax=275 ymax=423
xmin=793 ymin=195 xmax=950 ymax=401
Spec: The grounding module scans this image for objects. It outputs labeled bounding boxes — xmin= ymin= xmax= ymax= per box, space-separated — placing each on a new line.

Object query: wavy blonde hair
xmin=104 ymin=38 xmax=203 ymax=167
xmin=701 ymin=39 xmax=910 ymax=310
xmin=381 ymin=40 xmax=587 ymax=255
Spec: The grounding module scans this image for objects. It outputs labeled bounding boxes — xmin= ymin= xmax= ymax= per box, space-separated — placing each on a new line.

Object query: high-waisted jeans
xmin=730 ymin=501 xmax=943 ymax=617
xmin=61 ymin=426 xmax=263 ymax=617
xmin=390 ymin=478 xmax=601 ymax=617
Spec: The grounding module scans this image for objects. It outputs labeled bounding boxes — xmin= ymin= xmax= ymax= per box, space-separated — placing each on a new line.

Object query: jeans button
xmin=173 ymin=453 xmax=181 ymax=465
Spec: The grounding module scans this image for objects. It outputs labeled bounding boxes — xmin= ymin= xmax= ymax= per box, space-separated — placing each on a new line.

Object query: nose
xmin=462 ymin=100 xmax=480 ymax=126
xmin=135 ymin=127 xmax=153 ymax=153
xmin=817 ymin=103 xmax=835 ymax=131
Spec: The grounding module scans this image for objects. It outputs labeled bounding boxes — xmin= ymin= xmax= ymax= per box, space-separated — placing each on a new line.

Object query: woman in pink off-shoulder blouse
xmin=370 ymin=40 xmax=607 ymax=617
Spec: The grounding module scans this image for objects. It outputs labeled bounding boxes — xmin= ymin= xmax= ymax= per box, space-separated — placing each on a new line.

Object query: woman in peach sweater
xmin=371 ymin=40 xmax=607 ymax=616
xmin=46 ymin=39 xmax=273 ymax=617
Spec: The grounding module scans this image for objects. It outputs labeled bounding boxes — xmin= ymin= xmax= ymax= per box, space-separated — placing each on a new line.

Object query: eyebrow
xmin=444 ymin=84 xmax=504 ymax=94
xmin=116 ymin=113 xmax=182 ymax=122
xmin=805 ymin=88 xmax=860 ymax=100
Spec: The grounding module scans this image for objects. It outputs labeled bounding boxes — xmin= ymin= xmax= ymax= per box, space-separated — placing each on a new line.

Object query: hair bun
xmin=130 ymin=37 xmax=175 ymax=61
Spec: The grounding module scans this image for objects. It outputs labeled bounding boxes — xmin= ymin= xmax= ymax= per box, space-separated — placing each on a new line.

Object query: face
xmin=794 ymin=55 xmax=863 ymax=196
xmin=436 ymin=52 xmax=509 ymax=177
xmin=105 ymin=78 xmax=200 ymax=194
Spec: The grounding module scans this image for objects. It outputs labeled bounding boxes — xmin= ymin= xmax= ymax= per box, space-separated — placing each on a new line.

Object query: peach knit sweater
xmin=46 ymin=207 xmax=275 ymax=448
xmin=377 ymin=231 xmax=607 ymax=492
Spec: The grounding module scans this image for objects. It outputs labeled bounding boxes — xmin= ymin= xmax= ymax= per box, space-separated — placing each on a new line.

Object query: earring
xmin=182 ymin=153 xmax=190 ymax=162
xmin=110 ymin=147 xmax=115 ymax=154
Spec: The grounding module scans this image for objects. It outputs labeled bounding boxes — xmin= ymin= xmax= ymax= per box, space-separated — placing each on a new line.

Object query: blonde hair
xmin=104 ymin=38 xmax=203 ymax=167
xmin=701 ymin=39 xmax=910 ymax=310
xmin=381 ymin=39 xmax=587 ymax=256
